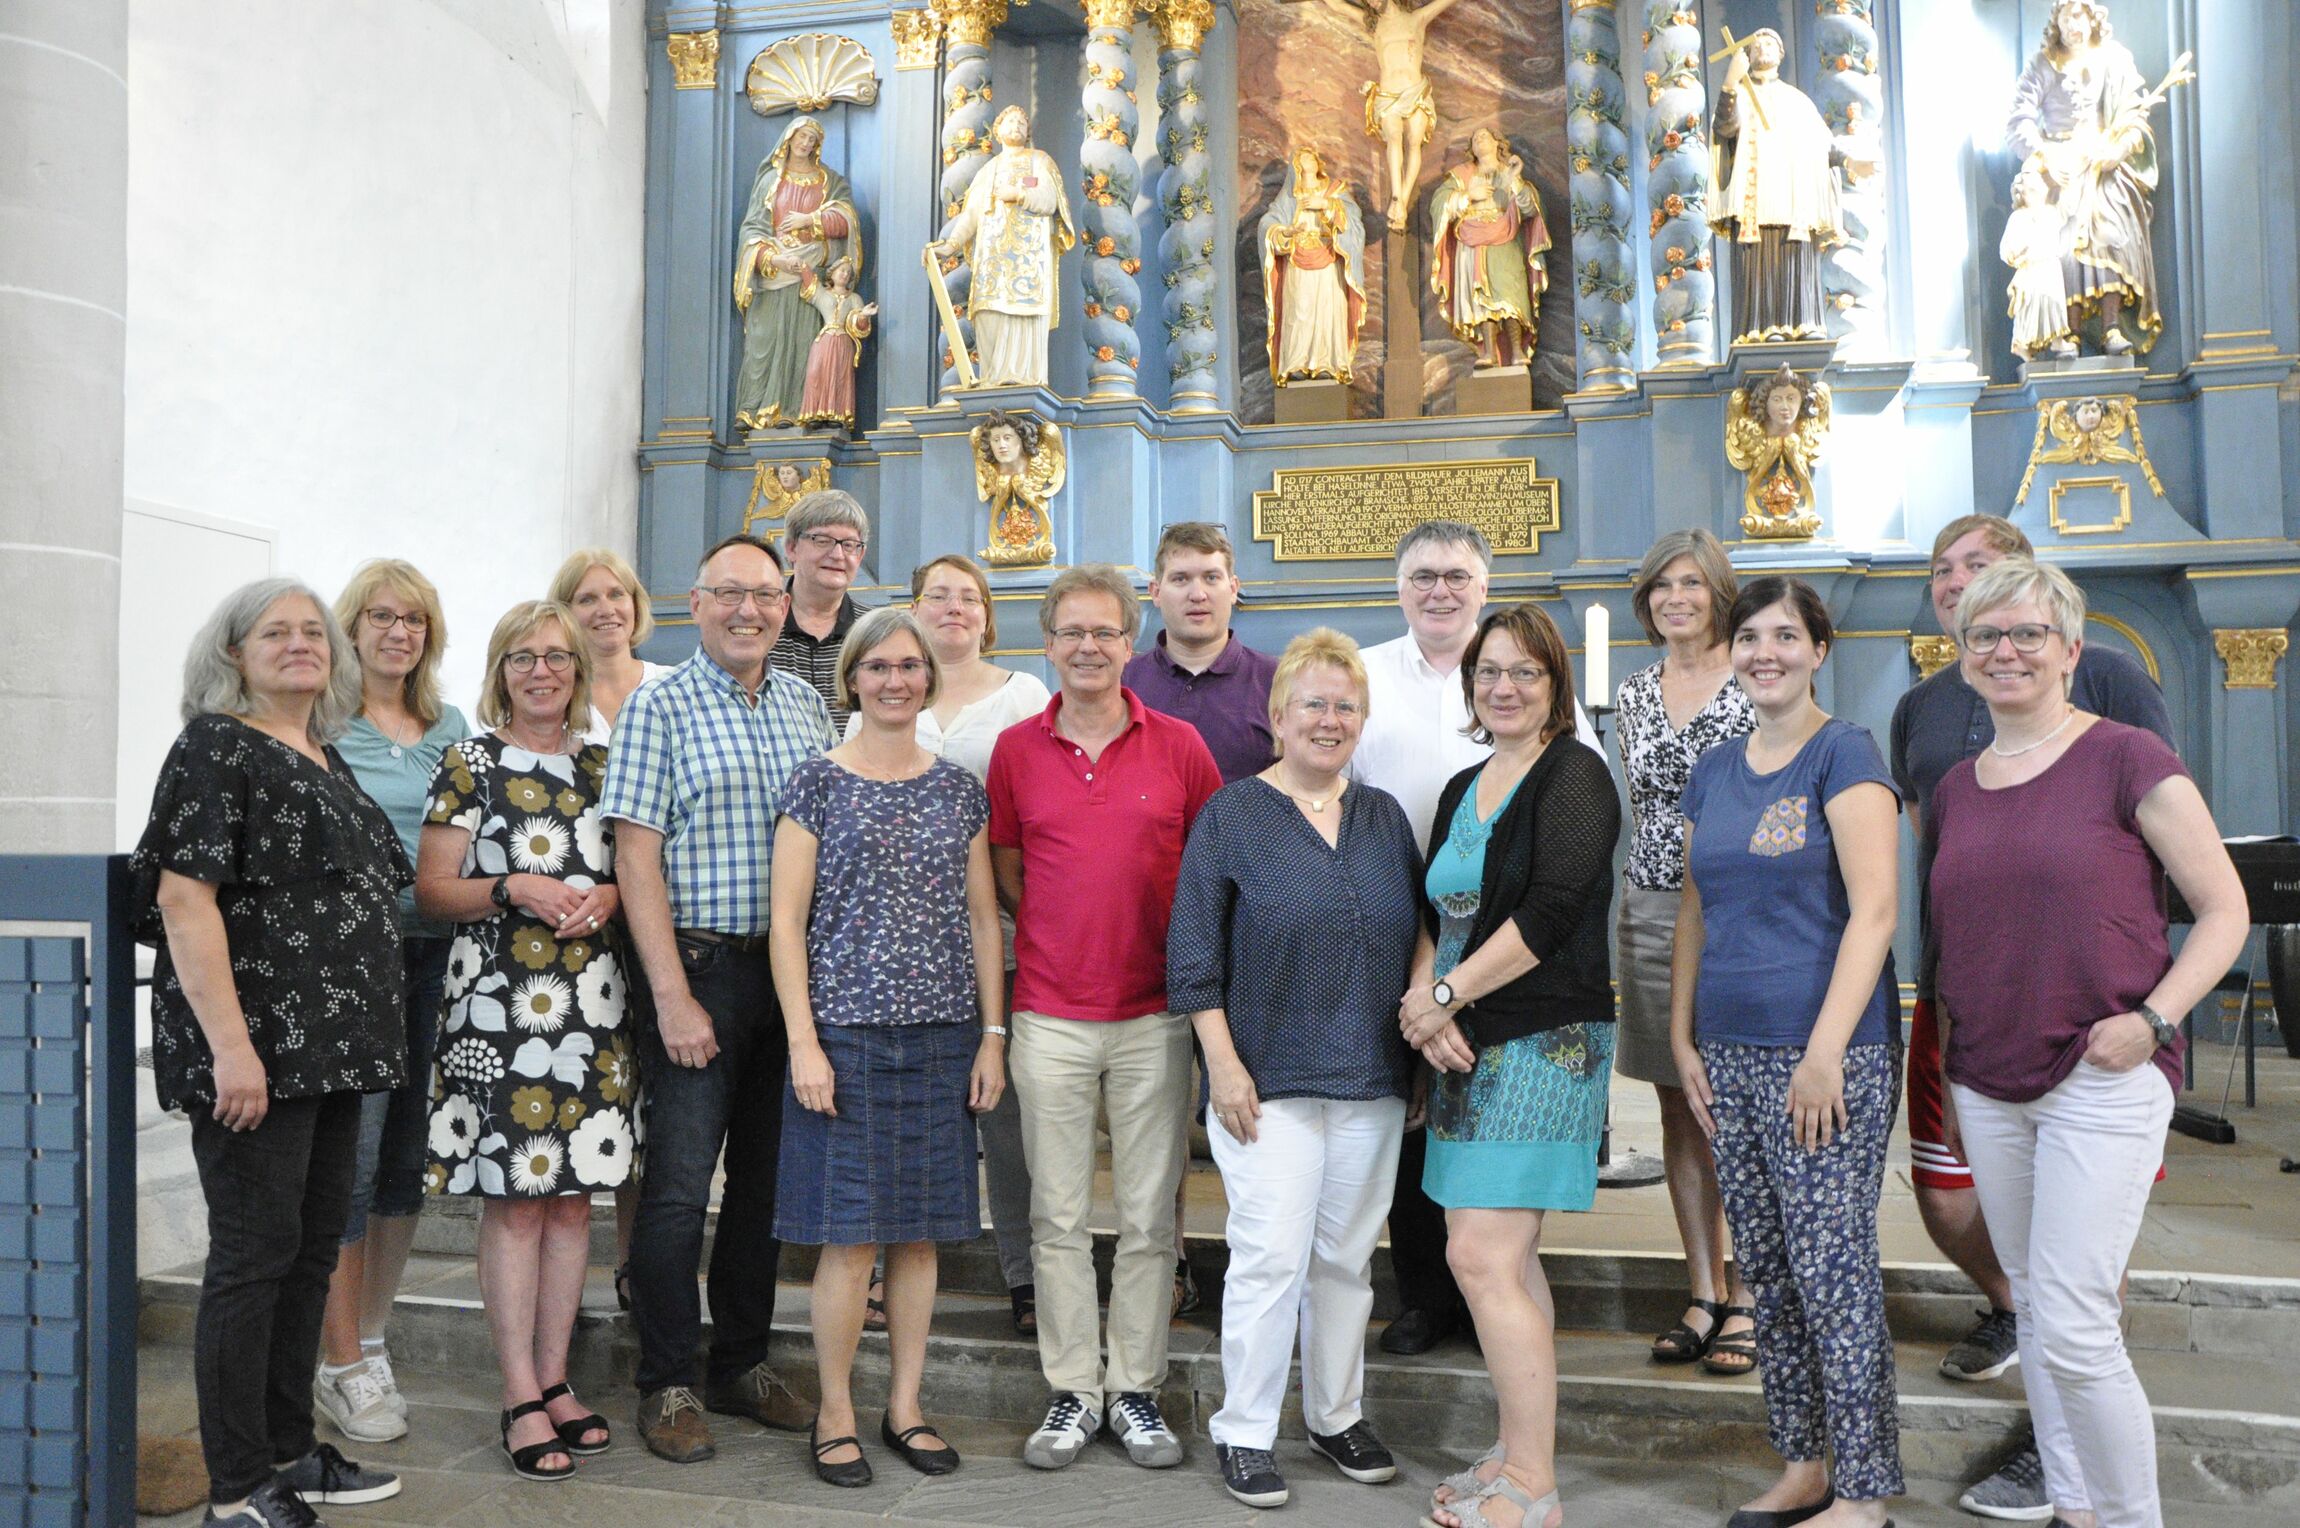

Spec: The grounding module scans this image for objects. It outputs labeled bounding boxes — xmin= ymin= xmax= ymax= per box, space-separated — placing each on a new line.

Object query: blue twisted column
xmin=1079 ymin=0 xmax=1144 ymax=397
xmin=1814 ymin=0 xmax=1886 ymax=355
xmin=1153 ymin=0 xmax=1219 ymax=412
xmin=1567 ymin=0 xmax=1636 ymax=390
xmin=1642 ymin=0 xmax=1713 ymax=365
xmin=931 ymin=0 xmax=1006 ymax=390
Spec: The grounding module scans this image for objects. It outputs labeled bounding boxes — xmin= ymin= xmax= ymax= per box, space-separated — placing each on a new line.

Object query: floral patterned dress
xmin=420 ymin=736 xmax=634 ymax=1198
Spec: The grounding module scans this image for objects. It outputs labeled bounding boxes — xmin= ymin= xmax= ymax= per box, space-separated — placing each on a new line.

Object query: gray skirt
xmin=1615 ymin=884 xmax=1686 ymax=1087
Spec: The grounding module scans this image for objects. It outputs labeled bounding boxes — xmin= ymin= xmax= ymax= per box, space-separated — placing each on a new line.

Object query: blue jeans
xmin=342 ymin=936 xmax=449 ymax=1243
xmin=627 ymin=935 xmax=787 ymax=1394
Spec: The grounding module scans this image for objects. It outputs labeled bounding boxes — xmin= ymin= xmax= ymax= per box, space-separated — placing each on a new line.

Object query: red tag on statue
xmin=1023 ymin=175 xmax=1038 ymax=187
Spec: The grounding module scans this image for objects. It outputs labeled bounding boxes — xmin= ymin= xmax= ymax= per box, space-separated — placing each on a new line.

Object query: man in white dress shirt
xmin=1351 ymin=519 xmax=1597 ymax=1354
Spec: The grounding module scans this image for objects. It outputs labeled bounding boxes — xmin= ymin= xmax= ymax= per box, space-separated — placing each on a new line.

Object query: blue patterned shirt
xmin=598 ymin=648 xmax=833 ymax=935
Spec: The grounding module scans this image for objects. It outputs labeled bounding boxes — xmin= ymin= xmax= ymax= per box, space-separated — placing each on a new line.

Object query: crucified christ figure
xmin=1314 ymin=0 xmax=1465 ymax=230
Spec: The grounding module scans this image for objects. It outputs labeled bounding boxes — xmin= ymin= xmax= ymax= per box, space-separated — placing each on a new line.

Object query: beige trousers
xmin=1009 ymin=1008 xmax=1191 ymax=1402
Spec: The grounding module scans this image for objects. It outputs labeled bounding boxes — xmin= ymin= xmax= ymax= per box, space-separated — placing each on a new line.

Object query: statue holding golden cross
xmin=1710 ymin=25 xmax=1772 ymax=130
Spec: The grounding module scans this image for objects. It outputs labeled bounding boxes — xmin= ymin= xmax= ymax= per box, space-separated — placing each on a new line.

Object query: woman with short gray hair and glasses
xmin=775 ymin=488 xmax=874 ymax=729
xmin=134 ymin=578 xmax=412 ymax=1523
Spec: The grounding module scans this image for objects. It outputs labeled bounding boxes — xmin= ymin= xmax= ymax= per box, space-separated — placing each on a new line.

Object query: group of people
xmin=136 ymin=497 xmax=2239 ymax=1528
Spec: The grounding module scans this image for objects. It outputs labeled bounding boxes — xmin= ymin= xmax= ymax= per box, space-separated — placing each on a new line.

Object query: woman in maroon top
xmin=1929 ymin=558 xmax=2245 ymax=1528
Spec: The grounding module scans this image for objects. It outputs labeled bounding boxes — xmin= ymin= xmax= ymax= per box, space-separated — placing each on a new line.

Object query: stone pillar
xmin=1565 ymin=0 xmax=1635 ymax=391
xmin=1642 ymin=0 xmax=1713 ymax=366
xmin=0 ymin=0 xmax=127 ymax=853
xmin=1079 ymin=0 xmax=1144 ymax=399
xmin=1814 ymin=0 xmax=1886 ymax=357
xmin=1152 ymin=0 xmax=1219 ymax=413
xmin=880 ymin=10 xmax=947 ymax=411
xmin=2186 ymin=569 xmax=2300 ymax=837
xmin=930 ymin=0 xmax=1007 ymax=391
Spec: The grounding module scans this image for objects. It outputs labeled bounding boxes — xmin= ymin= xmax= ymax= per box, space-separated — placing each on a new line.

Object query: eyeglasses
xmin=918 ymin=590 xmax=984 ymax=609
xmin=1050 ymin=626 xmax=1129 ymax=648
xmin=1960 ymin=623 xmax=2059 ymax=656
xmin=797 ymin=530 xmax=866 ymax=556
xmin=856 ymin=659 xmax=929 ymax=680
xmin=1472 ymin=664 xmax=1548 ymax=688
xmin=504 ymin=650 xmax=577 ymax=674
xmin=1290 ymin=696 xmax=1363 ymax=719
xmin=363 ymin=608 xmax=429 ymax=634
xmin=1405 ymin=569 xmax=1480 ymax=592
xmin=694 ymin=583 xmax=787 ymax=608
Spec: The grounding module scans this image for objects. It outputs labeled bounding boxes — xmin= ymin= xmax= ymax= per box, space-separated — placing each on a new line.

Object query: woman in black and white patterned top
xmin=1612 ymin=530 xmax=1760 ymax=1376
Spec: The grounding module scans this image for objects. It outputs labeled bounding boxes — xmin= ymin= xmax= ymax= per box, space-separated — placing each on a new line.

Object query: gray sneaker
xmin=273 ymin=1442 xmax=401 ymax=1505
xmin=1940 ymin=1307 xmax=2021 ymax=1382
xmin=205 ymin=1480 xmax=321 ymax=1528
xmin=1105 ymin=1391 xmax=1183 ymax=1468
xmin=1958 ymin=1443 xmax=2053 ymax=1521
xmin=1023 ymin=1391 xmax=1100 ymax=1470
xmin=313 ymin=1361 xmax=406 ymax=1443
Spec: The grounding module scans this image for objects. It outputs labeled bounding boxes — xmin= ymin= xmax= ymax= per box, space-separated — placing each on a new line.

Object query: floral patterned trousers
xmin=1701 ymin=1039 xmax=1904 ymax=1501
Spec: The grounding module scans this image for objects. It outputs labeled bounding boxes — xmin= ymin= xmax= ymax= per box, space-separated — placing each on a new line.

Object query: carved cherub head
xmin=2071 ymin=396 xmax=2107 ymax=434
xmin=981 ymin=408 xmax=1040 ymax=475
xmin=1749 ymin=364 xmax=1815 ymax=438
xmin=775 ymin=462 xmax=807 ymax=492
xmin=2011 ymin=165 xmax=2048 ymax=208
xmin=992 ymin=105 xmax=1032 ymax=149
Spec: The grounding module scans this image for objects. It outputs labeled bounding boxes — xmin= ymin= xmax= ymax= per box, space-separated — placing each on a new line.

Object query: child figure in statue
xmin=798 ymin=257 xmax=878 ymax=431
xmin=2001 ymin=167 xmax=2073 ymax=360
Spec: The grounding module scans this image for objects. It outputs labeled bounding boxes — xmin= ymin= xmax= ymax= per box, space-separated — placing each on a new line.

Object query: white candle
xmin=1585 ymin=604 xmax=1610 ymax=707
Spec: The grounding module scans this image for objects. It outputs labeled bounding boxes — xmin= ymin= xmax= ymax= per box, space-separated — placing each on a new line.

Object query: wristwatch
xmin=1432 ymin=980 xmax=1457 ymax=1010
xmin=491 ymin=875 xmax=513 ymax=911
xmin=2137 ymin=1001 xmax=2178 ymax=1050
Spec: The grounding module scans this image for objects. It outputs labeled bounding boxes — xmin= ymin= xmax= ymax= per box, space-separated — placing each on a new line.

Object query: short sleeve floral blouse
xmin=131 ymin=714 xmax=413 ymax=1112
xmin=1613 ymin=659 xmax=1757 ymax=891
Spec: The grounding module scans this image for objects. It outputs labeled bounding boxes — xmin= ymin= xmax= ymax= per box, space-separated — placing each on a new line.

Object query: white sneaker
xmin=313 ymin=1361 xmax=407 ymax=1443
xmin=360 ymin=1348 xmax=407 ymax=1422
xmin=1105 ymin=1391 xmax=1183 ymax=1468
xmin=1022 ymin=1391 xmax=1100 ymax=1470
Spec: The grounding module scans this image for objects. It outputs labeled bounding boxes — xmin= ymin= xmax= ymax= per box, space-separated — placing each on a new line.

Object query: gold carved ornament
xmin=748 ymin=35 xmax=879 ymax=113
xmin=931 ymin=0 xmax=1011 ymax=49
xmin=744 ymin=459 xmax=834 ymax=535
xmin=2014 ymin=396 xmax=2166 ymax=506
xmin=892 ymin=10 xmax=944 ymax=70
xmin=1724 ymin=368 xmax=1829 ymax=541
xmin=1251 ymin=460 xmax=1562 ymax=562
xmin=974 ymin=416 xmax=1065 ymax=569
xmin=667 ymin=30 xmax=719 ymax=90
xmin=1152 ymin=0 xmax=1216 ymax=51
xmin=2213 ymin=629 xmax=2289 ymax=691
xmin=1909 ymin=635 xmax=1959 ymax=681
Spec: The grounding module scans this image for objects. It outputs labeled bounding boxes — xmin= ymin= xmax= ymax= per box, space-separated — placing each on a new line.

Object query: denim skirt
xmin=774 ymin=1021 xmax=981 ymax=1246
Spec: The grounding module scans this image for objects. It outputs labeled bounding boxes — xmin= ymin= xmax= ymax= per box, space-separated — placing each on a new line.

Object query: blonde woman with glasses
xmin=311 ymin=562 xmax=470 ymax=1444
xmin=415 ymin=601 xmax=630 ymax=1482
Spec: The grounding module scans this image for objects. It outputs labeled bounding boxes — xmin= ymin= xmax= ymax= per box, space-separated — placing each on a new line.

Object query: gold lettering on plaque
xmin=1250 ymin=458 xmax=1562 ymax=561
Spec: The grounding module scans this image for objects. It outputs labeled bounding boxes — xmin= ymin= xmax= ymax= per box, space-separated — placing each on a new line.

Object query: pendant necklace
xmin=1273 ymin=776 xmax=1341 ymax=813
xmin=1990 ymin=706 xmax=2074 ymax=758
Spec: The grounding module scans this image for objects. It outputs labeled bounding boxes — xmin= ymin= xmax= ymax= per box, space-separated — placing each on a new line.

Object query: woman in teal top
xmin=1403 ymin=605 xmax=1621 ymax=1528
xmin=315 ymin=559 xmax=468 ymax=1442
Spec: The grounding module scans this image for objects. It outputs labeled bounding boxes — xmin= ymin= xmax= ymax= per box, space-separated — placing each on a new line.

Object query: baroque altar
xmin=636 ymin=0 xmax=2300 ymax=846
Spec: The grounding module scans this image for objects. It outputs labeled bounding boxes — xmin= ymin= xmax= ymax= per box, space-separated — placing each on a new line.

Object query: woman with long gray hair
xmin=132 ymin=578 xmax=412 ymax=1525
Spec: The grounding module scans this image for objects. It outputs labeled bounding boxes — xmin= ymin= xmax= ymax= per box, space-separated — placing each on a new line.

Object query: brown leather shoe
xmin=636 ymin=1386 xmax=716 ymax=1464
xmin=703 ymin=1362 xmax=809 ymax=1432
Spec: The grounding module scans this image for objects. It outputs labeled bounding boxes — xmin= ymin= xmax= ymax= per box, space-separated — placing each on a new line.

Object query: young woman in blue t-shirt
xmin=1668 ymin=576 xmax=1904 ymax=1528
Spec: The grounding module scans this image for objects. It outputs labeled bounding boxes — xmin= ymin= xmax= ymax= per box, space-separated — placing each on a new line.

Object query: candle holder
xmin=1585 ymin=702 xmax=1617 ymax=747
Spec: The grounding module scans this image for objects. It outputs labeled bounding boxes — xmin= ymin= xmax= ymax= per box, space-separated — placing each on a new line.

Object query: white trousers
xmin=1208 ymin=1095 xmax=1406 ymax=1448
xmin=1952 ymin=1060 xmax=2173 ymax=1528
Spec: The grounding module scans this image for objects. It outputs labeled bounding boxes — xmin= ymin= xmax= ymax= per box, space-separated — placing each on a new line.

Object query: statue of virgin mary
xmin=1257 ymin=147 xmax=1369 ymax=385
xmin=733 ymin=116 xmax=858 ymax=430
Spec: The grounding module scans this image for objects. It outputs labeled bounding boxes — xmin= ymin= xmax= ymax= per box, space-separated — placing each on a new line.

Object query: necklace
xmin=500 ymin=723 xmax=571 ymax=756
xmin=373 ymin=711 xmax=418 ymax=758
xmin=1269 ymin=772 xmax=1343 ymax=813
xmin=1990 ymin=706 xmax=2075 ymax=758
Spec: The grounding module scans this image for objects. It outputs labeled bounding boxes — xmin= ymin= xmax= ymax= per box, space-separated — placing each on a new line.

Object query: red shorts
xmin=1907 ymin=997 xmax=2164 ymax=1190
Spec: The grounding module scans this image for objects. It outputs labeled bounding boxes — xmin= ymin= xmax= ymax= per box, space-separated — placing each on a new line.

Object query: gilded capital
xmin=1909 ymin=636 xmax=1959 ymax=681
xmin=1152 ymin=0 xmax=1216 ymax=51
xmin=1084 ymin=0 xmax=1142 ymax=29
xmin=667 ymin=30 xmax=719 ymax=90
xmin=2214 ymin=628 xmax=2290 ymax=690
xmin=892 ymin=10 xmax=944 ymax=69
xmin=931 ymin=0 xmax=1010 ymax=48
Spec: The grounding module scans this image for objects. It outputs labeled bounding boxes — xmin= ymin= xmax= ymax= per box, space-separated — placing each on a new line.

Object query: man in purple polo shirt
xmin=1123 ymin=522 xmax=1278 ymax=785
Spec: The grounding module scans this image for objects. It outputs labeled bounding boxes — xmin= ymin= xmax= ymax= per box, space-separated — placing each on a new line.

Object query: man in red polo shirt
xmin=988 ymin=564 xmax=1222 ymax=1474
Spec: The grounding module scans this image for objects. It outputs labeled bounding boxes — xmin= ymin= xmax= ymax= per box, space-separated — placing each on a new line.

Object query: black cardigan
xmin=1422 ymin=737 xmax=1621 ymax=1048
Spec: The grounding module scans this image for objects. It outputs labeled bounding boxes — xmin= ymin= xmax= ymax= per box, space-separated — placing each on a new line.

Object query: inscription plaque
xmin=1250 ymin=458 xmax=1562 ymax=561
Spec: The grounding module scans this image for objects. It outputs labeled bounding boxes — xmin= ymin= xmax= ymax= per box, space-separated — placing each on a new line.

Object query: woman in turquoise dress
xmin=1400 ymin=603 xmax=1621 ymax=1528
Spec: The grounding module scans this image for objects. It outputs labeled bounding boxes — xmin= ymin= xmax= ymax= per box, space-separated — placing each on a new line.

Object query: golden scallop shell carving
xmin=747 ymin=34 xmax=880 ymax=115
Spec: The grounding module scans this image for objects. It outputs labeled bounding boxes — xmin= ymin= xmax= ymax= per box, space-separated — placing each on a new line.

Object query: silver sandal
xmin=1439 ymin=1474 xmax=1559 ymax=1528
xmin=1424 ymin=1440 xmax=1504 ymax=1520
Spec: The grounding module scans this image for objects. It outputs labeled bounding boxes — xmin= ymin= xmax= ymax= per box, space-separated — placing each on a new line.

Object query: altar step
xmin=137 ymin=1253 xmax=2300 ymax=1514
xmin=404 ymin=1188 xmax=2300 ymax=1360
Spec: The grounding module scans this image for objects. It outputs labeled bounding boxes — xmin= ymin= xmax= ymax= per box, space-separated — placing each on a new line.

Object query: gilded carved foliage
xmin=2015 ymin=395 xmax=2166 ymax=505
xmin=2214 ymin=629 xmax=2290 ymax=691
xmin=667 ymin=30 xmax=719 ymax=90
xmin=892 ymin=10 xmax=944 ymax=70
xmin=1909 ymin=635 xmax=1959 ymax=681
